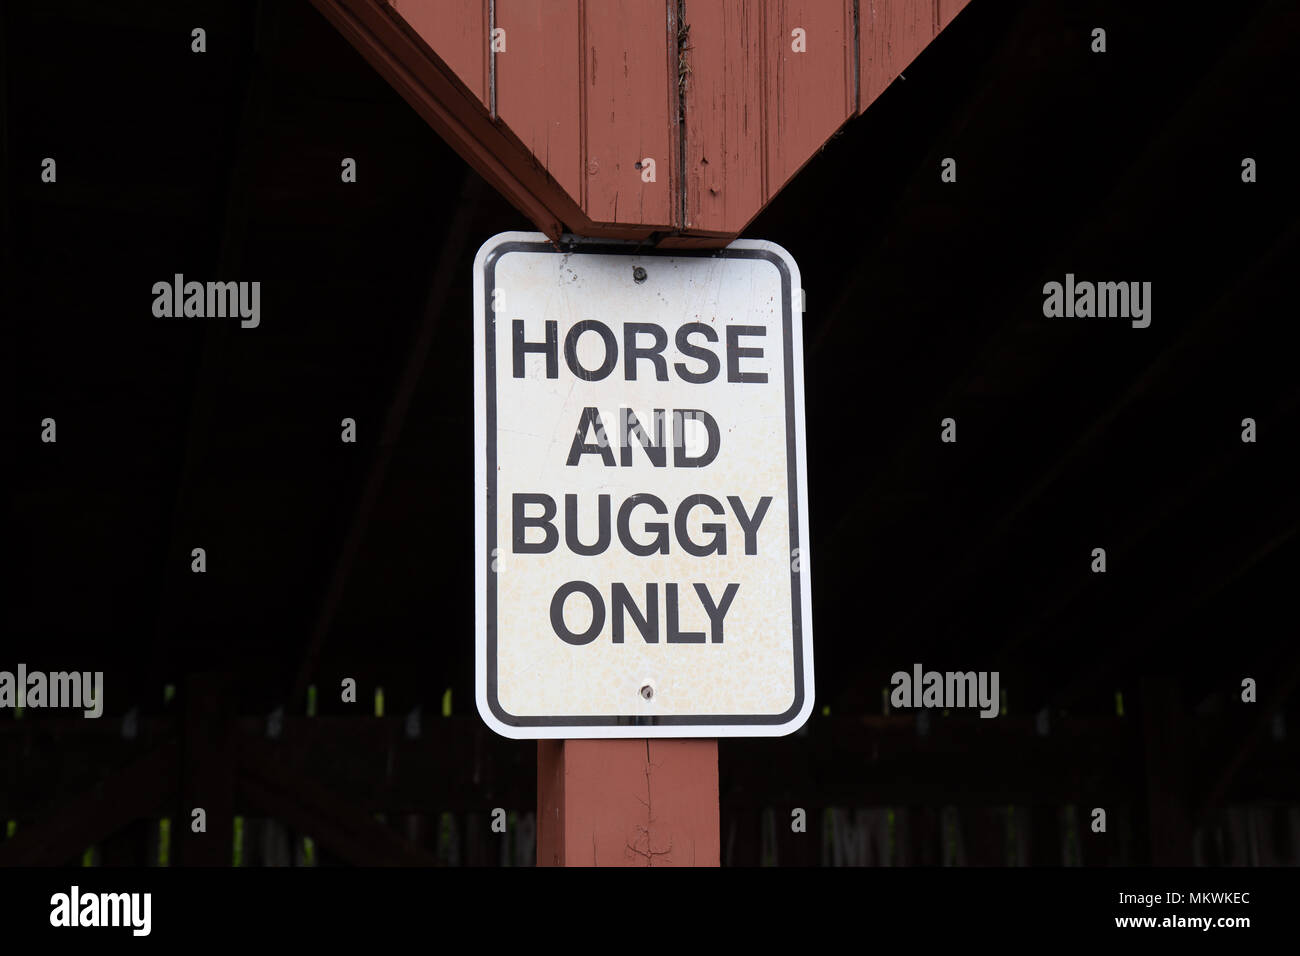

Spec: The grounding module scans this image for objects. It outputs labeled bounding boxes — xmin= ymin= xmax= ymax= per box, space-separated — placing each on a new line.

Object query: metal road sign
xmin=474 ymin=232 xmax=814 ymax=738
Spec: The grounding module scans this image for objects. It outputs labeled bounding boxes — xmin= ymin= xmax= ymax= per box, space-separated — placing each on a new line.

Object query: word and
xmin=567 ymin=407 xmax=718 ymax=466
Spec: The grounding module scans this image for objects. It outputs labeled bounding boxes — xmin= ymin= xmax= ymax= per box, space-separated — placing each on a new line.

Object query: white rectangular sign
xmin=474 ymin=233 xmax=814 ymax=738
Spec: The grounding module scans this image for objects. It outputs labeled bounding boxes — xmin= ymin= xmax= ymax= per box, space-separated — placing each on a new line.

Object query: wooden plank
xmin=763 ymin=0 xmax=856 ymax=202
xmin=656 ymin=231 xmax=737 ymax=249
xmin=310 ymin=0 xmax=577 ymax=239
xmin=26 ymin=715 xmax=1284 ymax=823
xmin=1201 ymin=643 xmax=1300 ymax=821
xmin=1141 ymin=679 xmax=1193 ymax=865
xmin=315 ymin=0 xmax=972 ymax=240
xmin=937 ymin=0 xmax=966 ymax=31
xmin=910 ymin=805 xmax=942 ymax=864
xmin=495 ymin=0 xmax=583 ymax=202
xmin=536 ymin=740 xmax=565 ymax=865
xmin=581 ymin=0 xmax=676 ymax=228
xmin=290 ymin=170 xmax=483 ymax=710
xmin=681 ymin=0 xmax=764 ymax=234
xmin=0 ymin=742 xmax=176 ymax=866
xmin=538 ymin=740 xmax=719 ymax=866
xmin=390 ymin=0 xmax=489 ymax=106
xmin=238 ymin=734 xmax=441 ymax=866
xmin=0 ymin=714 xmax=1160 ymax=815
xmin=176 ymin=673 xmax=236 ymax=865
xmin=858 ymin=0 xmax=949 ymax=112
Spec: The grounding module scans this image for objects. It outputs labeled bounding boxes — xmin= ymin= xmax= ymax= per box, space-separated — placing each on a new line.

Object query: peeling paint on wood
xmin=390 ymin=0 xmax=489 ymax=106
xmin=537 ymin=739 xmax=720 ymax=866
xmin=682 ymin=0 xmax=765 ymax=234
xmin=316 ymin=0 xmax=970 ymax=241
xmin=495 ymin=1 xmax=583 ymax=203
xmin=581 ymin=1 xmax=676 ymax=228
xmin=860 ymin=0 xmax=968 ymax=112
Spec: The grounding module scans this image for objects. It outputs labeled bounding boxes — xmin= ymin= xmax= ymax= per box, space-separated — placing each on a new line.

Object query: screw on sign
xmin=474 ymin=233 xmax=814 ymax=739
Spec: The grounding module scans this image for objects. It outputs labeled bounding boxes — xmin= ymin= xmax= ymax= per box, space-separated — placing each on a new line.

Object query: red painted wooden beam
xmin=310 ymin=0 xmax=972 ymax=243
xmin=538 ymin=740 xmax=720 ymax=866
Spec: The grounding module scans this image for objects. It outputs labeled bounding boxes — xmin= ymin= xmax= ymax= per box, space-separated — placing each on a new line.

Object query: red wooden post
xmin=538 ymin=739 xmax=719 ymax=867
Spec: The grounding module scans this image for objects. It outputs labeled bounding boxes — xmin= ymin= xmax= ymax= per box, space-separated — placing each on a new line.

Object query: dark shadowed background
xmin=3 ymin=0 xmax=1297 ymax=866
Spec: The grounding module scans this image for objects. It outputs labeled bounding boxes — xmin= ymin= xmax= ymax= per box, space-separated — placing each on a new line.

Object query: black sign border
xmin=482 ymin=239 xmax=805 ymax=728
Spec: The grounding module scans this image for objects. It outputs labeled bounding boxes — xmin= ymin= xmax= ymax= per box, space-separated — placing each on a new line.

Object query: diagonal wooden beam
xmin=823 ymin=0 xmax=1287 ymax=561
xmin=312 ymin=0 xmax=973 ymax=241
xmin=807 ymin=0 xmax=1041 ymax=359
xmin=995 ymin=225 xmax=1300 ymax=663
xmin=174 ymin=673 xmax=236 ymax=865
xmin=1199 ymin=648 xmax=1300 ymax=823
xmin=308 ymin=0 xmax=576 ymax=240
xmin=147 ymin=1 xmax=274 ymax=684
xmin=1020 ymin=224 xmax=1300 ymax=710
xmin=0 ymin=740 xmax=177 ymax=866
xmin=290 ymin=168 xmax=483 ymax=709
xmin=238 ymin=734 xmax=441 ymax=866
xmin=835 ymin=4 xmax=1297 ymax=681
xmin=1141 ymin=679 xmax=1193 ymax=865
xmin=1049 ymin=490 xmax=1300 ymax=715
